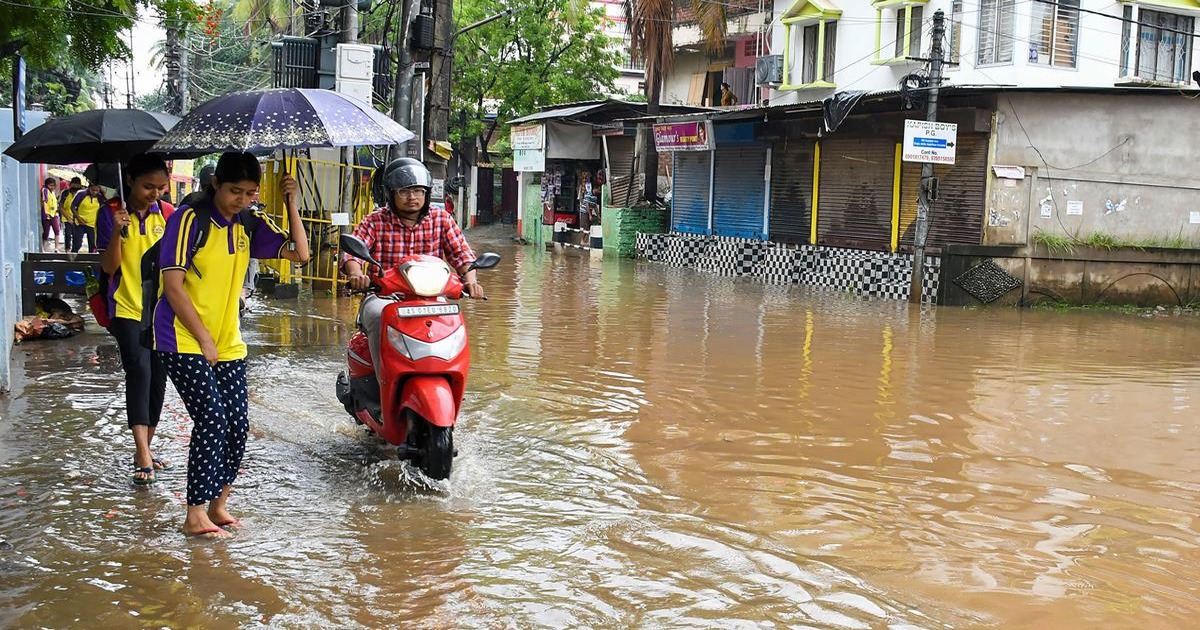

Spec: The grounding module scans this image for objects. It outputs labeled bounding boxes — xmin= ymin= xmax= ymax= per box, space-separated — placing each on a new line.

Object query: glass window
xmin=895 ymin=6 xmax=924 ymax=58
xmin=1029 ymin=0 xmax=1079 ymax=67
xmin=802 ymin=21 xmax=838 ymax=83
xmin=1133 ymin=8 xmax=1194 ymax=83
xmin=977 ymin=0 xmax=1016 ymax=66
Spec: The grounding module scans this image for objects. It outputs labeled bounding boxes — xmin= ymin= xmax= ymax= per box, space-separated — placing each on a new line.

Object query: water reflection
xmin=2 ymin=236 xmax=1199 ymax=628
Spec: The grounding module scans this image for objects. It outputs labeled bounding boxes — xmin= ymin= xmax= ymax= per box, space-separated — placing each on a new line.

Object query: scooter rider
xmin=341 ymin=157 xmax=485 ymax=369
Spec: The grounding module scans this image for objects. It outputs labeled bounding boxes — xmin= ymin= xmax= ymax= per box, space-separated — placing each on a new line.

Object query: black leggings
xmin=108 ymin=318 xmax=166 ymax=428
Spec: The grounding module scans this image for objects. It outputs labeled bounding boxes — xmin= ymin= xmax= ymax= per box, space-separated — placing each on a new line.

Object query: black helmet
xmin=381 ymin=157 xmax=432 ymax=192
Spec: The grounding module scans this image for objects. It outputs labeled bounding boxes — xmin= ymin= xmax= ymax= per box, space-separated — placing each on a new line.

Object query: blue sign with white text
xmin=913 ymin=137 xmax=947 ymax=148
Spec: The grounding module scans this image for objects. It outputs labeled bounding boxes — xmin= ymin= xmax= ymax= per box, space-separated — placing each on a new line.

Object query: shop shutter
xmin=713 ymin=145 xmax=767 ymax=239
xmin=817 ymin=137 xmax=896 ymax=251
xmin=605 ymin=137 xmax=637 ymax=207
xmin=672 ymin=150 xmax=711 ymax=234
xmin=770 ymin=139 xmax=815 ymax=244
xmin=898 ymin=133 xmax=987 ymax=249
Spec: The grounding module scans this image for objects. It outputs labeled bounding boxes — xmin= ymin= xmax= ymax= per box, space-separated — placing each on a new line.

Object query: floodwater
xmin=2 ymin=234 xmax=1200 ymax=629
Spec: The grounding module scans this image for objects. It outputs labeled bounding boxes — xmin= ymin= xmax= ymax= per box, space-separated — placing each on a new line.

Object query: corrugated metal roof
xmin=618 ymin=85 xmax=1200 ymax=123
xmin=508 ymin=99 xmax=711 ymax=125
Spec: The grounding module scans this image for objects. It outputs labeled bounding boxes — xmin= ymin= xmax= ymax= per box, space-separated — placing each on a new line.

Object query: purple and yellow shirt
xmin=96 ymin=199 xmax=168 ymax=321
xmin=152 ymin=201 xmax=289 ymax=361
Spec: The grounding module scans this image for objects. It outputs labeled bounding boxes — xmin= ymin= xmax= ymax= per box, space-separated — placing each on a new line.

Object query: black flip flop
xmin=132 ymin=466 xmax=156 ymax=486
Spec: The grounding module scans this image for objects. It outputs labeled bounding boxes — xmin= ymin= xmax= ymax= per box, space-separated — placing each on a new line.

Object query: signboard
xmin=431 ymin=178 xmax=445 ymax=201
xmin=514 ymin=148 xmax=545 ymax=172
xmin=511 ymin=124 xmax=544 ymax=150
xmin=653 ymin=121 xmax=713 ymax=152
xmin=902 ymin=119 xmax=958 ymax=164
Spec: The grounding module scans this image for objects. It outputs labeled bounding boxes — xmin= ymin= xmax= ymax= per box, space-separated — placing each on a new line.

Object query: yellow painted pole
xmin=891 ymin=142 xmax=901 ymax=252
xmin=810 ymin=141 xmax=821 ymax=245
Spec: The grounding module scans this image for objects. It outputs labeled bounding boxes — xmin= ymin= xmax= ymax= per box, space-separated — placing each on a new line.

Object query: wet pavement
xmin=2 ymin=231 xmax=1200 ymax=628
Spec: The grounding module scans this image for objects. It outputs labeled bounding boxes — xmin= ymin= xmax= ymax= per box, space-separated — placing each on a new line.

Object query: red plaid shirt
xmin=342 ymin=206 xmax=476 ymax=272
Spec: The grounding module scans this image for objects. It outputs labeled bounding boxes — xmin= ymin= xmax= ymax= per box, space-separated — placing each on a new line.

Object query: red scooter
xmin=335 ymin=234 xmax=500 ymax=479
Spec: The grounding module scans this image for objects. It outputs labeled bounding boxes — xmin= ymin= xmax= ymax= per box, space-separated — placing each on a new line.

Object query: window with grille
xmin=1029 ymin=0 xmax=1078 ymax=67
xmin=976 ymin=0 xmax=1016 ymax=66
xmin=802 ymin=21 xmax=837 ymax=83
xmin=1130 ymin=8 xmax=1194 ymax=83
xmin=895 ymin=6 xmax=924 ymax=58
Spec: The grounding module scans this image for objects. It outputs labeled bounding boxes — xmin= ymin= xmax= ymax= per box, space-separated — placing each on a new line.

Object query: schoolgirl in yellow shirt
xmin=153 ymin=152 xmax=309 ymax=538
xmin=96 ymin=154 xmax=172 ymax=486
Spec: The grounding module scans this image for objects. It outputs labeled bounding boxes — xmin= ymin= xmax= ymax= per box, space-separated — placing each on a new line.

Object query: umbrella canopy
xmin=82 ymin=163 xmax=122 ymax=188
xmin=152 ymin=88 xmax=415 ymax=155
xmin=3 ymin=109 xmax=180 ymax=164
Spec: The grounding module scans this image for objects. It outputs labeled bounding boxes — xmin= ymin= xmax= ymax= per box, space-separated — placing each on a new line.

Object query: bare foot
xmin=207 ymin=507 xmax=238 ymax=528
xmin=183 ymin=507 xmax=232 ymax=539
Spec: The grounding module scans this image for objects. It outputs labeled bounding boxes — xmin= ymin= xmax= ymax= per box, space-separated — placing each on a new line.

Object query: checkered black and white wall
xmin=635 ymin=233 xmax=940 ymax=303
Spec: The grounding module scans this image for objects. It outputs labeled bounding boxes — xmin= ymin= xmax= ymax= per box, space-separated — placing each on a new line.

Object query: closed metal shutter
xmin=671 ymin=151 xmax=711 ymax=234
xmin=713 ymin=145 xmax=767 ymax=239
xmin=898 ymin=133 xmax=987 ymax=249
xmin=770 ymin=139 xmax=815 ymax=244
xmin=605 ymin=136 xmax=638 ymax=207
xmin=817 ymin=137 xmax=896 ymax=251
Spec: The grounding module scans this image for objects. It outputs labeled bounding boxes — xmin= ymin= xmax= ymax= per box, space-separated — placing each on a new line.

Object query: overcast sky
xmin=108 ymin=20 xmax=166 ymax=106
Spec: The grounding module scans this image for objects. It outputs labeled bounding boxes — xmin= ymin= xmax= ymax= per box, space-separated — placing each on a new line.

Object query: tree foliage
xmin=449 ymin=0 xmax=620 ymax=149
xmin=0 ymin=0 xmax=199 ymax=69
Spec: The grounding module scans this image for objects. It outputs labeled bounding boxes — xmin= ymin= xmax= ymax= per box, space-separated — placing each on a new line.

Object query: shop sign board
xmin=654 ymin=121 xmax=713 ymax=152
xmin=902 ymin=119 xmax=958 ymax=164
xmin=511 ymin=124 xmax=545 ymax=150
xmin=514 ymin=148 xmax=545 ymax=172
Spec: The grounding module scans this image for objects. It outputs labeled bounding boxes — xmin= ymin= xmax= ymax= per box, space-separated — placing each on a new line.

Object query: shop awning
xmin=508 ymin=102 xmax=611 ymax=125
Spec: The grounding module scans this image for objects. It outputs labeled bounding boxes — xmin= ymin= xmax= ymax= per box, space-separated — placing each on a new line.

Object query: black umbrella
xmin=3 ymin=108 xmax=180 ymax=165
xmin=82 ymin=163 xmax=122 ymax=188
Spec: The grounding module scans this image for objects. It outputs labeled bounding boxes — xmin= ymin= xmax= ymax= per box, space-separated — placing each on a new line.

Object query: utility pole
xmin=392 ymin=0 xmax=422 ymax=159
xmin=426 ymin=0 xmax=454 ymax=180
xmin=340 ymin=0 xmax=359 ymax=233
xmin=908 ymin=9 xmax=945 ymax=305
xmin=164 ymin=23 xmax=183 ymax=115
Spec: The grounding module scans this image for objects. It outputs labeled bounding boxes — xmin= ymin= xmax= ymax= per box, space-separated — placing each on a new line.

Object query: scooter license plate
xmin=394 ymin=304 xmax=460 ymax=317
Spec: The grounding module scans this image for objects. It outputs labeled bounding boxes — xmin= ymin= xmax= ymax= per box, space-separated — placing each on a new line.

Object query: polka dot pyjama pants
xmin=159 ymin=353 xmax=249 ymax=506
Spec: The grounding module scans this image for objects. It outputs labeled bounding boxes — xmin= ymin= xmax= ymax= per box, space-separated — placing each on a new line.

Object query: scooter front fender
xmin=400 ymin=375 xmax=458 ymax=427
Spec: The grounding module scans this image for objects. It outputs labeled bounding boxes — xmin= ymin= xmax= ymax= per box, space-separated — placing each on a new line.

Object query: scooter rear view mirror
xmin=339 ymin=233 xmax=382 ymax=268
xmin=470 ymin=252 xmax=502 ymax=271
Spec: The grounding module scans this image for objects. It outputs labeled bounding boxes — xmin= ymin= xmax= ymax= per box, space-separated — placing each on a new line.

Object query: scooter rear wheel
xmin=420 ymin=425 xmax=453 ymax=480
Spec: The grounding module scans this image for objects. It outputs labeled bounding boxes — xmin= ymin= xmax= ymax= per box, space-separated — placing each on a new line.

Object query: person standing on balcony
xmin=720 ymin=82 xmax=738 ymax=107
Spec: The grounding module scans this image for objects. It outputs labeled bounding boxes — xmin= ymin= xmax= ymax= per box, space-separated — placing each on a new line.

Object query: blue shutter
xmin=713 ymin=145 xmax=767 ymax=240
xmin=671 ymin=151 xmax=711 ymax=235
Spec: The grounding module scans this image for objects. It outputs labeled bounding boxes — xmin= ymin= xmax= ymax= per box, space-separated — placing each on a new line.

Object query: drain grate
xmin=953 ymin=260 xmax=1021 ymax=304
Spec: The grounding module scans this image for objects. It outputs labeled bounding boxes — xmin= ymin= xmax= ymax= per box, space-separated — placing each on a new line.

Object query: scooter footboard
xmin=400 ymin=376 xmax=458 ymax=427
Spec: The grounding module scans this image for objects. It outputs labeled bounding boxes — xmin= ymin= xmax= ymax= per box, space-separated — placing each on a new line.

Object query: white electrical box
xmin=335 ymin=79 xmax=373 ymax=105
xmin=336 ymin=43 xmax=375 ymax=81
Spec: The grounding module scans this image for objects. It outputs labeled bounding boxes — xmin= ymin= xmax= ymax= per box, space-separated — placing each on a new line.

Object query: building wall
xmin=986 ymin=92 xmax=1200 ymax=247
xmin=767 ymin=0 xmax=1197 ymax=106
xmin=1 ymin=109 xmax=51 ymax=392
xmin=662 ymin=52 xmax=716 ymax=106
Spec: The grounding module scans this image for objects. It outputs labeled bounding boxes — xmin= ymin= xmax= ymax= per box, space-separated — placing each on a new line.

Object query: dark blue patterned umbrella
xmin=152 ymin=88 xmax=414 ymax=154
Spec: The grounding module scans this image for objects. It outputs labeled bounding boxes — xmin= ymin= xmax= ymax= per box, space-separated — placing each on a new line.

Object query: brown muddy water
xmin=2 ymin=235 xmax=1199 ymax=629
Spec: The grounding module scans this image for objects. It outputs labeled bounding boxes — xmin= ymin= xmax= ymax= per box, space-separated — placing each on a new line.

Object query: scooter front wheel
xmin=420 ymin=425 xmax=453 ymax=480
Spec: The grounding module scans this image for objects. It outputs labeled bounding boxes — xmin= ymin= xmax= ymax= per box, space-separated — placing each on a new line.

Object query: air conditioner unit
xmin=755 ymin=55 xmax=783 ymax=86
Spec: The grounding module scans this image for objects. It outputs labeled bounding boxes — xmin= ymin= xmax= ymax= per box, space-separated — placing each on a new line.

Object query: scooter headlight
xmin=387 ymin=325 xmax=467 ymax=361
xmin=399 ymin=259 xmax=453 ymax=297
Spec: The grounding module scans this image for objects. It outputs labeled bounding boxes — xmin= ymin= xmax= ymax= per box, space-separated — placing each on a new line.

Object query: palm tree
xmin=231 ymin=0 xmax=301 ymax=36
xmin=623 ymin=0 xmax=726 ymax=204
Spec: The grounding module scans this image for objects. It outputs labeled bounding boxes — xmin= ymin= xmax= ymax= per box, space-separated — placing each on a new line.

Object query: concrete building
xmin=594 ymin=0 xmax=648 ymax=97
xmin=633 ymin=87 xmax=1200 ymax=307
xmin=657 ymin=0 xmax=1200 ymax=106
xmin=1 ymin=110 xmax=51 ymax=391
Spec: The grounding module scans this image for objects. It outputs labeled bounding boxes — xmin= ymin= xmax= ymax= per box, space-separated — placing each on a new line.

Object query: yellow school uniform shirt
xmin=42 ymin=189 xmax=58 ymax=217
xmin=96 ymin=200 xmax=168 ymax=321
xmin=75 ymin=194 xmax=101 ymax=227
xmin=152 ymin=203 xmax=288 ymax=361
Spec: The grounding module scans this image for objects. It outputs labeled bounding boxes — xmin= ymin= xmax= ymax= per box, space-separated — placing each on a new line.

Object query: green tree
xmin=447 ymin=0 xmax=620 ymax=160
xmin=623 ymin=0 xmax=725 ymax=202
xmin=0 ymin=0 xmax=198 ymax=69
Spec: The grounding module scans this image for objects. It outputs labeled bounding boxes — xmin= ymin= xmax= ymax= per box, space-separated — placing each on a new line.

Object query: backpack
xmin=138 ymin=203 xmax=261 ymax=349
xmin=88 ymin=199 xmax=175 ymax=330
